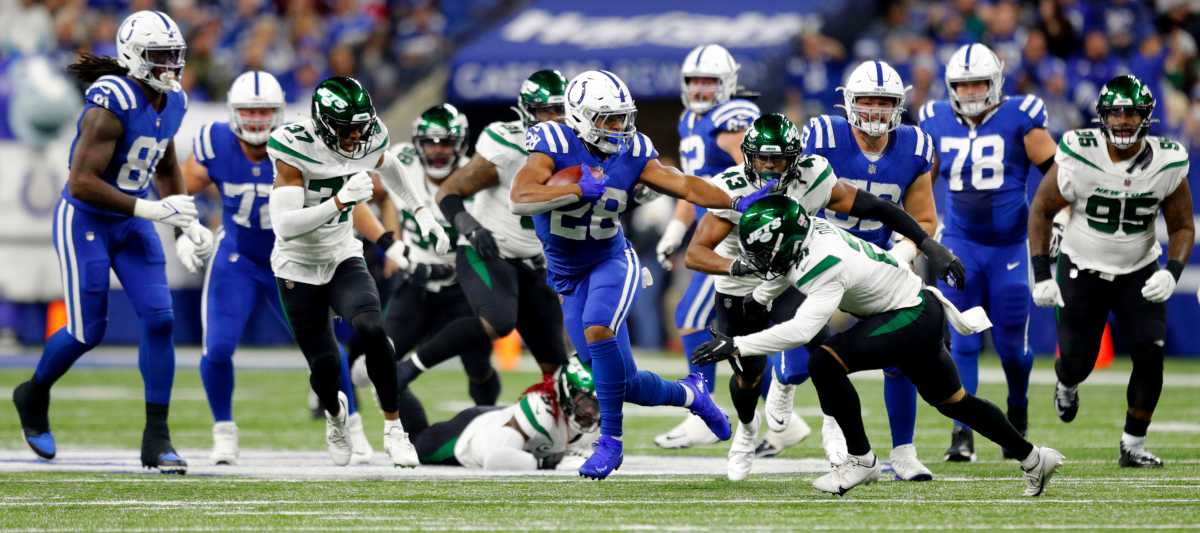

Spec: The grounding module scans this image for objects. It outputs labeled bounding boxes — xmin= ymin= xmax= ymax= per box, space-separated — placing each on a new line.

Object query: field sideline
xmin=1 ymin=349 xmax=1198 ymax=531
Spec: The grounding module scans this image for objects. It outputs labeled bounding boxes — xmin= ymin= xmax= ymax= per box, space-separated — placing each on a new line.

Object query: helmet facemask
xmin=948 ymin=78 xmax=999 ymax=117
xmin=1099 ymin=106 xmax=1151 ymax=150
xmin=414 ymin=134 xmax=465 ymax=179
xmin=230 ymin=105 xmax=281 ymax=146
xmin=682 ymin=76 xmax=725 ymax=114
xmin=845 ymin=94 xmax=903 ymax=138
xmin=320 ymin=113 xmax=376 ymax=159
xmin=583 ymin=108 xmax=637 ymax=155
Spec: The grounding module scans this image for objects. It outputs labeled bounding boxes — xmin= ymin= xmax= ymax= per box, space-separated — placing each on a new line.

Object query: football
xmin=546 ymin=164 xmax=601 ymax=186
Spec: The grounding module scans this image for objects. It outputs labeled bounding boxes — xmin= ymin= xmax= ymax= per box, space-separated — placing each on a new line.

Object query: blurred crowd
xmin=0 ymin=0 xmax=509 ymax=105
xmin=784 ymin=0 xmax=1200 ymax=151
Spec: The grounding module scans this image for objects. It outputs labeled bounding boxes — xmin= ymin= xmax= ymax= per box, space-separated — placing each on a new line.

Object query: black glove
xmin=467 ymin=226 xmax=500 ymax=260
xmin=920 ymin=238 xmax=966 ymax=290
xmin=409 ymin=263 xmax=455 ymax=286
xmin=729 ymin=257 xmax=758 ymax=277
xmin=742 ymin=296 xmax=769 ymax=326
xmin=690 ymin=325 xmax=740 ymax=366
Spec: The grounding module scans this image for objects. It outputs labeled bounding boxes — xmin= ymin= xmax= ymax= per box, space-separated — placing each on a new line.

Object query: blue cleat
xmin=680 ymin=373 xmax=731 ymax=441
xmin=12 ymin=380 xmax=56 ymax=460
xmin=579 ymin=435 xmax=623 ymax=480
xmin=142 ymin=428 xmax=187 ymax=475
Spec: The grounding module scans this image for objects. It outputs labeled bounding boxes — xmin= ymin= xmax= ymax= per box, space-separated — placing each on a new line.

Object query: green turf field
xmin=1 ymin=353 xmax=1198 ymax=531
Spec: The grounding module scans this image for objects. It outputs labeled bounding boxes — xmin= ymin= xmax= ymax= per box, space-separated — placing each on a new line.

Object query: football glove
xmin=920 ymin=238 xmax=966 ymax=290
xmin=408 ymin=262 xmax=455 ymax=287
xmin=1031 ymin=279 xmax=1065 ymax=308
xmin=578 ymin=163 xmax=608 ymax=202
xmin=732 ymin=179 xmax=779 ymax=212
xmin=336 ymin=171 xmax=374 ymax=207
xmin=690 ymin=325 xmax=741 ymax=366
xmin=655 ymin=219 xmax=688 ymax=271
xmin=466 ymin=226 xmax=500 ymax=260
xmin=134 ymin=195 xmax=198 ymax=229
xmin=174 ymin=223 xmax=214 ymax=274
xmin=412 ymin=207 xmax=452 ymax=254
xmin=1141 ymin=270 xmax=1176 ymax=303
xmin=729 ymin=257 xmax=758 ymax=277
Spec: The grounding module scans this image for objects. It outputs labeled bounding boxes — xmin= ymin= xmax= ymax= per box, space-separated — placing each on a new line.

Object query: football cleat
xmin=12 ymin=380 xmax=55 ymax=460
xmin=210 ymin=421 xmax=239 ymax=465
xmin=1053 ymin=382 xmax=1079 ymax=423
xmin=757 ymin=413 xmax=811 ymax=458
xmin=383 ymin=420 xmax=418 ymax=468
xmin=764 ymin=381 xmax=796 ymax=432
xmin=680 ymin=373 xmax=731 ymax=441
xmin=325 ymin=391 xmax=352 ymax=466
xmin=346 ymin=412 xmax=374 ymax=465
xmin=1002 ymin=405 xmax=1029 ymax=460
xmin=944 ymin=426 xmax=975 ymax=462
xmin=727 ymin=413 xmax=760 ymax=481
xmin=821 ymin=415 xmax=848 ymax=466
xmin=1022 ymin=446 xmax=1064 ymax=497
xmin=579 ymin=435 xmax=623 ymax=480
xmin=1119 ymin=441 xmax=1163 ymax=468
xmin=812 ymin=452 xmax=881 ymax=496
xmin=141 ymin=431 xmax=187 ymax=475
xmin=889 ymin=444 xmax=933 ymax=481
xmin=653 ymin=413 xmax=720 ymax=449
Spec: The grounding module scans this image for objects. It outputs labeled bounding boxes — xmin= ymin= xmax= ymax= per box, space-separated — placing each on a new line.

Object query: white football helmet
xmin=680 ymin=44 xmax=739 ymax=114
xmin=838 ymin=60 xmax=909 ymax=137
xmin=227 ymin=71 xmax=285 ymax=146
xmin=564 ymin=70 xmax=637 ymax=154
xmin=944 ymin=43 xmax=1004 ymax=117
xmin=115 ymin=11 xmax=186 ymax=94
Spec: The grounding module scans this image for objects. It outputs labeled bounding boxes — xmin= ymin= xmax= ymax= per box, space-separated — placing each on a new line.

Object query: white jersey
xmin=1056 ymin=129 xmax=1189 ymax=275
xmin=455 ymin=392 xmax=594 ymax=469
xmin=384 ymin=141 xmax=461 ymax=291
xmin=706 ymin=155 xmax=838 ymax=296
xmin=466 ymin=120 xmax=542 ymax=258
xmin=266 ymin=118 xmax=390 ymax=284
xmin=738 ymin=217 xmax=924 ymax=356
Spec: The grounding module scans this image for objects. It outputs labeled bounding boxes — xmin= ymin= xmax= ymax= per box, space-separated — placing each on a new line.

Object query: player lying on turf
xmin=692 ymin=196 xmax=1064 ymax=496
xmin=397 ymin=355 xmax=598 ymax=470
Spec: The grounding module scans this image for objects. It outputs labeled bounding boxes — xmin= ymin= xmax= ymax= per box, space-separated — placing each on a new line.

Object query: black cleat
xmin=944 ymin=426 xmax=975 ymax=462
xmin=1002 ymin=405 xmax=1028 ymax=460
xmin=1053 ymin=382 xmax=1078 ymax=423
xmin=142 ymin=428 xmax=187 ymax=475
xmin=1119 ymin=442 xmax=1164 ymax=468
xmin=12 ymin=380 xmax=56 ymax=460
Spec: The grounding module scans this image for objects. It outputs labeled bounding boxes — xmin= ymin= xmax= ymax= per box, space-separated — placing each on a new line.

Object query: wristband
xmin=1032 ymin=254 xmax=1052 ymax=282
xmin=1167 ymin=260 xmax=1184 ymax=282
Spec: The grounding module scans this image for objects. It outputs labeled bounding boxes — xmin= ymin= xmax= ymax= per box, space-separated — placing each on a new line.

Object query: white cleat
xmin=350 ymin=356 xmax=372 ymax=388
xmin=727 ymin=413 xmax=760 ymax=481
xmin=1022 ymin=446 xmax=1065 ymax=497
xmin=210 ymin=421 xmax=239 ymax=466
xmin=347 ymin=412 xmax=374 ymax=465
xmin=325 ymin=392 xmax=352 ymax=466
xmin=821 ymin=415 xmax=848 ymax=466
xmin=812 ymin=452 xmax=882 ymax=496
xmin=653 ymin=411 xmax=720 ymax=449
xmin=889 ymin=444 xmax=933 ymax=481
xmin=757 ymin=413 xmax=811 ymax=458
xmin=383 ymin=420 xmax=419 ymax=468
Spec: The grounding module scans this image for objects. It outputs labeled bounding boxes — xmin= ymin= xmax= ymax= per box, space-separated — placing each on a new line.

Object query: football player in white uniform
xmin=1029 ymin=75 xmax=1193 ymax=468
xmin=267 ymin=76 xmax=448 ymax=467
xmin=693 ymin=195 xmax=1064 ymax=497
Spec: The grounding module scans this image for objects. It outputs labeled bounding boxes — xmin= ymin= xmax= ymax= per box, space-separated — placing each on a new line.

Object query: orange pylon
xmin=45 ymin=300 xmax=66 ymax=339
xmin=1054 ymin=321 xmax=1115 ymax=370
xmin=494 ymin=331 xmax=522 ymax=371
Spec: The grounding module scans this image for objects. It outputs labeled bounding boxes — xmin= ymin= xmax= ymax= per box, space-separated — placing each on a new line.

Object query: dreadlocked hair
xmin=66 ymin=53 xmax=128 ymax=85
xmin=521 ymin=374 xmax=561 ymax=418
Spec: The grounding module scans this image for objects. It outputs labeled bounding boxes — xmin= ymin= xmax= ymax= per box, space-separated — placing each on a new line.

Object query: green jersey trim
xmin=268 ymin=137 xmax=322 ymax=165
xmin=794 ymin=255 xmax=841 ymax=288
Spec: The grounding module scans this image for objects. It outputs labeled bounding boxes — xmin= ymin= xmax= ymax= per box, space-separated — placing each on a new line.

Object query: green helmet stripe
xmin=519 ymin=396 xmax=552 ymax=440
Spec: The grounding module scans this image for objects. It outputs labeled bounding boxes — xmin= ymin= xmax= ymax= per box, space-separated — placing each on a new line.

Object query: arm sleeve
xmin=269 ymin=186 xmax=340 ymax=241
xmin=736 ymin=280 xmax=844 ymax=356
xmin=847 ymin=189 xmax=930 ymax=244
xmin=751 ymin=274 xmax=792 ymax=306
xmin=376 ymin=152 xmax=424 ymax=211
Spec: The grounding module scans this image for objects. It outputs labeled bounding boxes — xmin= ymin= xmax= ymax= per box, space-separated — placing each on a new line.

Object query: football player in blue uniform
xmin=10 ymin=11 xmax=208 ymax=473
xmin=654 ymin=44 xmax=762 ymax=450
xmin=765 ymin=60 xmax=939 ymax=480
xmin=512 ymin=70 xmax=764 ymax=479
xmin=918 ymin=43 xmax=1058 ymax=461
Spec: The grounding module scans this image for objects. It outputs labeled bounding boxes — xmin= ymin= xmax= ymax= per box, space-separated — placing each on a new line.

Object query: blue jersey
xmin=525 ymin=121 xmax=657 ymax=287
xmin=918 ymin=94 xmax=1047 ymax=245
xmin=678 ymin=98 xmax=759 ymax=221
xmin=193 ymin=121 xmax=275 ymax=265
xmin=803 ymin=115 xmax=934 ymax=248
xmin=65 ymin=74 xmax=188 ymax=216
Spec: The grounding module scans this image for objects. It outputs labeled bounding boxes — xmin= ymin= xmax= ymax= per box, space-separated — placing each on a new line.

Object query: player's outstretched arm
xmin=269 ymin=159 xmax=344 ymax=241
xmin=638 ymin=159 xmax=732 ymax=209
xmin=827 ymin=181 xmax=930 ymax=245
xmin=437 ymin=155 xmax=503 ymax=259
xmin=1024 ymin=127 xmax=1058 ymax=176
xmin=510 ymin=152 xmax=586 ymax=215
xmin=735 ymin=281 xmax=843 ymax=357
xmin=66 ymin=107 xmax=138 ymax=215
xmin=685 ymin=213 xmax=737 ymax=275
xmin=656 ymin=198 xmax=698 ymax=270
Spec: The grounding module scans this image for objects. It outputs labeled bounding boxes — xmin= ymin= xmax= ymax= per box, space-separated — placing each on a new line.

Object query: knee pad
xmin=143 ymin=310 xmax=174 ymax=337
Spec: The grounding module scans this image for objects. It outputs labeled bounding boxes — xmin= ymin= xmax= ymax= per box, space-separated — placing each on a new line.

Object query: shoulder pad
xmin=629 ymin=132 xmax=657 ymax=159
xmin=85 ymin=75 xmax=139 ymax=113
xmin=710 ymin=99 xmax=760 ymax=131
xmin=192 ymin=121 xmax=221 ymax=163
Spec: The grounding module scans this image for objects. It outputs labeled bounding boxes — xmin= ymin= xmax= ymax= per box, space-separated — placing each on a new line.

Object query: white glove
xmin=1031 ymin=279 xmax=1065 ymax=308
xmin=413 ymin=207 xmax=451 ymax=254
xmin=640 ymin=266 xmax=653 ymax=289
xmin=655 ymin=219 xmax=688 ymax=271
xmin=336 ymin=171 xmax=374 ymax=207
xmin=175 ymin=224 xmax=214 ymax=274
xmin=384 ymin=239 xmax=411 ymax=271
xmin=1141 ymin=270 xmax=1176 ymax=303
xmin=134 ymin=195 xmax=198 ymax=229
xmin=890 ymin=239 xmax=918 ymax=271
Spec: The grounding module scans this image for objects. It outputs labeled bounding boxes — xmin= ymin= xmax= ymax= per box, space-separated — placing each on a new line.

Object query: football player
xmin=685 ymin=113 xmax=960 ymax=480
xmin=403 ymin=356 xmax=598 ymax=470
xmin=266 ymin=76 xmax=449 ymax=467
xmin=764 ymin=60 xmax=938 ymax=480
xmin=511 ymin=70 xmax=749 ymax=479
xmin=693 ymin=195 xmax=1064 ymax=497
xmin=11 ymin=11 xmax=207 ymax=473
xmin=427 ymin=70 xmax=572 ymax=396
xmin=1029 ymin=75 xmax=1193 ymax=467
xmin=918 ymin=43 xmax=1058 ymax=461
xmin=654 ymin=44 xmax=762 ymax=450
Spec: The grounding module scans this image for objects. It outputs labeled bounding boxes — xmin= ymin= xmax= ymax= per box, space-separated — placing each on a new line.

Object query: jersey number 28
xmin=550 ymin=188 xmax=627 ymax=240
